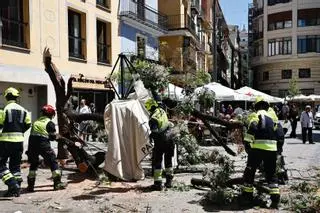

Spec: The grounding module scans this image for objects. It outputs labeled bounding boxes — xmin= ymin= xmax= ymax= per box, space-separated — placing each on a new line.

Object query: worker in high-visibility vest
xmin=145 ymin=98 xmax=174 ymax=191
xmin=0 ymin=87 xmax=31 ymax=197
xmin=241 ymin=96 xmax=280 ymax=208
xmin=26 ymin=105 xmax=67 ymax=192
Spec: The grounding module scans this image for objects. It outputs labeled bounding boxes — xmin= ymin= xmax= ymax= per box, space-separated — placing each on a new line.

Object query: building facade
xmin=157 ymin=0 xmax=213 ymax=86
xmin=0 ymin=0 xmax=120 ymax=118
xmin=118 ymin=0 xmax=167 ymax=61
xmin=249 ymin=0 xmax=320 ymax=97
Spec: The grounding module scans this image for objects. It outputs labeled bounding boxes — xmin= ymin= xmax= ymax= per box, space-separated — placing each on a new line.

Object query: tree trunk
xmin=43 ymin=48 xmax=104 ymax=172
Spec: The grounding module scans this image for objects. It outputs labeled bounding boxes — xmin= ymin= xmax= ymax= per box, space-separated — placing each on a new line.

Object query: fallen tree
xmin=43 ymin=48 xmax=104 ymax=173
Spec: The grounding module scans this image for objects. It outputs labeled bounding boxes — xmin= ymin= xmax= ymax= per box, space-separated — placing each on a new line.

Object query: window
xmin=97 ymin=20 xmax=111 ymax=64
xmin=300 ymin=89 xmax=314 ymax=96
xmin=298 ymin=9 xmax=320 ymax=27
xmin=253 ymin=40 xmax=263 ymax=57
xmin=278 ymin=89 xmax=288 ymax=98
xmin=284 ymin=20 xmax=292 ymax=28
xmin=96 ymin=0 xmax=110 ymax=10
xmin=268 ymin=37 xmax=292 ymax=56
xmin=298 ymin=35 xmax=320 ymax=53
xmin=0 ymin=0 xmax=30 ymax=48
xmin=299 ymin=68 xmax=311 ymax=78
xmin=281 ymin=69 xmax=292 ymax=79
xmin=263 ymin=71 xmax=269 ymax=81
xmin=68 ymin=9 xmax=86 ymax=60
xmin=137 ymin=35 xmax=146 ymax=58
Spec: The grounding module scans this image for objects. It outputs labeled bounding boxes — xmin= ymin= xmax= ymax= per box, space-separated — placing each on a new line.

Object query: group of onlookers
xmin=219 ymin=102 xmax=316 ymax=144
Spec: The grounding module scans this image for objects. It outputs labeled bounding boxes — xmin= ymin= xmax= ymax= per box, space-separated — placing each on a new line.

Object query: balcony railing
xmin=167 ymin=14 xmax=197 ymax=38
xmin=191 ymin=0 xmax=200 ymax=13
xmin=69 ymin=35 xmax=86 ymax=59
xmin=268 ymin=0 xmax=292 ymax=6
xmin=252 ymin=8 xmax=263 ymax=18
xmin=1 ymin=17 xmax=27 ymax=48
xmin=119 ymin=0 xmax=167 ymax=31
xmin=253 ymin=32 xmax=263 ymax=40
xmin=97 ymin=42 xmax=111 ymax=64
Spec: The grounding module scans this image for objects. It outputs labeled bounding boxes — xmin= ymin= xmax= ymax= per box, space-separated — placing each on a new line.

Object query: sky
xmin=219 ymin=0 xmax=252 ymax=30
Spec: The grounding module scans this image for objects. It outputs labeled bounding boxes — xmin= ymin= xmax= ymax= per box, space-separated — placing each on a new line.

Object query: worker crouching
xmin=242 ymin=96 xmax=280 ymax=208
xmin=145 ymin=98 xmax=174 ymax=191
xmin=26 ymin=105 xmax=67 ymax=192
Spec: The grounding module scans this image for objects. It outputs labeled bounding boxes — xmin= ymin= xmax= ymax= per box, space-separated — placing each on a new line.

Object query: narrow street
xmin=1 ymin=122 xmax=320 ymax=213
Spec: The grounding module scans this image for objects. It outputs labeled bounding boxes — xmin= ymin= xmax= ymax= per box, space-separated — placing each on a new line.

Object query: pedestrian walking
xmin=76 ymin=99 xmax=91 ymax=140
xmin=26 ymin=105 xmax=67 ymax=192
xmin=300 ymin=105 xmax=314 ymax=144
xmin=289 ymin=104 xmax=299 ymax=138
xmin=0 ymin=87 xmax=31 ymax=197
xmin=281 ymin=102 xmax=289 ymax=120
xmin=145 ymin=98 xmax=174 ymax=191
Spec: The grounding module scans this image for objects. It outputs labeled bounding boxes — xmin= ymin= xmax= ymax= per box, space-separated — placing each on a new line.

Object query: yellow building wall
xmin=0 ymin=0 xmax=120 ymax=80
xmin=159 ymin=36 xmax=184 ymax=71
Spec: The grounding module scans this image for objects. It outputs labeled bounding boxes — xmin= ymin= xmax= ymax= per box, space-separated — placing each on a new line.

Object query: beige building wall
xmin=251 ymin=0 xmax=320 ymax=96
xmin=0 ymin=0 xmax=120 ymax=119
xmin=0 ymin=0 xmax=120 ymax=79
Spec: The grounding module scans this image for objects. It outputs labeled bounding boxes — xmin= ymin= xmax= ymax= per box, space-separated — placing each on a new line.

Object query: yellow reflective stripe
xmin=243 ymin=186 xmax=254 ymax=193
xmin=244 ymin=133 xmax=254 ymax=143
xmin=0 ymin=110 xmax=4 ymax=125
xmin=7 ymin=109 xmax=13 ymax=123
xmin=0 ymin=132 xmax=24 ymax=142
xmin=269 ymin=188 xmax=280 ymax=194
xmin=165 ymin=167 xmax=173 ymax=175
xmin=25 ymin=111 xmax=31 ymax=125
xmin=2 ymin=172 xmax=14 ymax=182
xmin=19 ymin=111 xmax=25 ymax=123
xmin=154 ymin=169 xmax=162 ymax=181
xmin=28 ymin=170 xmax=37 ymax=178
xmin=52 ymin=170 xmax=61 ymax=178
xmin=252 ymin=139 xmax=277 ymax=151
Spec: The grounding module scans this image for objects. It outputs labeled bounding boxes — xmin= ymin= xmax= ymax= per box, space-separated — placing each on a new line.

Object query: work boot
xmin=53 ymin=176 xmax=67 ymax=190
xmin=270 ymin=194 xmax=280 ymax=209
xmin=27 ymin=177 xmax=36 ymax=192
xmin=151 ymin=181 xmax=163 ymax=191
xmin=165 ymin=175 xmax=173 ymax=188
xmin=4 ymin=184 xmax=20 ymax=197
xmin=239 ymin=192 xmax=253 ymax=207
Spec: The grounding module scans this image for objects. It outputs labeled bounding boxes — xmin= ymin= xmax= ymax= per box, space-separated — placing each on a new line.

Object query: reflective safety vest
xmin=247 ymin=110 xmax=277 ymax=151
xmin=30 ymin=116 xmax=51 ymax=138
xmin=150 ymin=108 xmax=169 ymax=133
xmin=0 ymin=101 xmax=31 ymax=142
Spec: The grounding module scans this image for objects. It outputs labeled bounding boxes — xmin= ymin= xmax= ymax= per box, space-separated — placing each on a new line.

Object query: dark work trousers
xmin=0 ymin=142 xmax=23 ymax=179
xmin=302 ymin=127 xmax=313 ymax=144
xmin=244 ymin=149 xmax=278 ymax=185
xmin=152 ymin=131 xmax=174 ymax=173
xmin=290 ymin=119 xmax=298 ymax=137
xmin=27 ymin=136 xmax=59 ymax=171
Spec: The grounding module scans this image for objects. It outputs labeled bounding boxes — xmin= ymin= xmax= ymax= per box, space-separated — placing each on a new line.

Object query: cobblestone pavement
xmin=1 ymin=122 xmax=320 ymax=213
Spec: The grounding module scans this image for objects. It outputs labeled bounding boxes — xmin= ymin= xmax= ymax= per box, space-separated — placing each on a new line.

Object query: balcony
xmin=268 ymin=0 xmax=292 ymax=6
xmin=253 ymin=32 xmax=263 ymax=40
xmin=252 ymin=8 xmax=264 ymax=18
xmin=119 ymin=0 xmax=167 ymax=33
xmin=1 ymin=17 xmax=28 ymax=48
xmin=191 ymin=0 xmax=200 ymax=14
xmin=167 ymin=14 xmax=198 ymax=39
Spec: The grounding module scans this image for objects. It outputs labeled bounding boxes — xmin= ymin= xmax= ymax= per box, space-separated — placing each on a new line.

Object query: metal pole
xmin=212 ymin=0 xmax=217 ymax=82
xmin=120 ymin=55 xmax=125 ymax=99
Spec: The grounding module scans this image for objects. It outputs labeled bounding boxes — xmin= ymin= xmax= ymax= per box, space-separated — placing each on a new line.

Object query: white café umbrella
xmin=236 ymin=86 xmax=283 ymax=103
xmin=194 ymin=82 xmax=251 ymax=101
